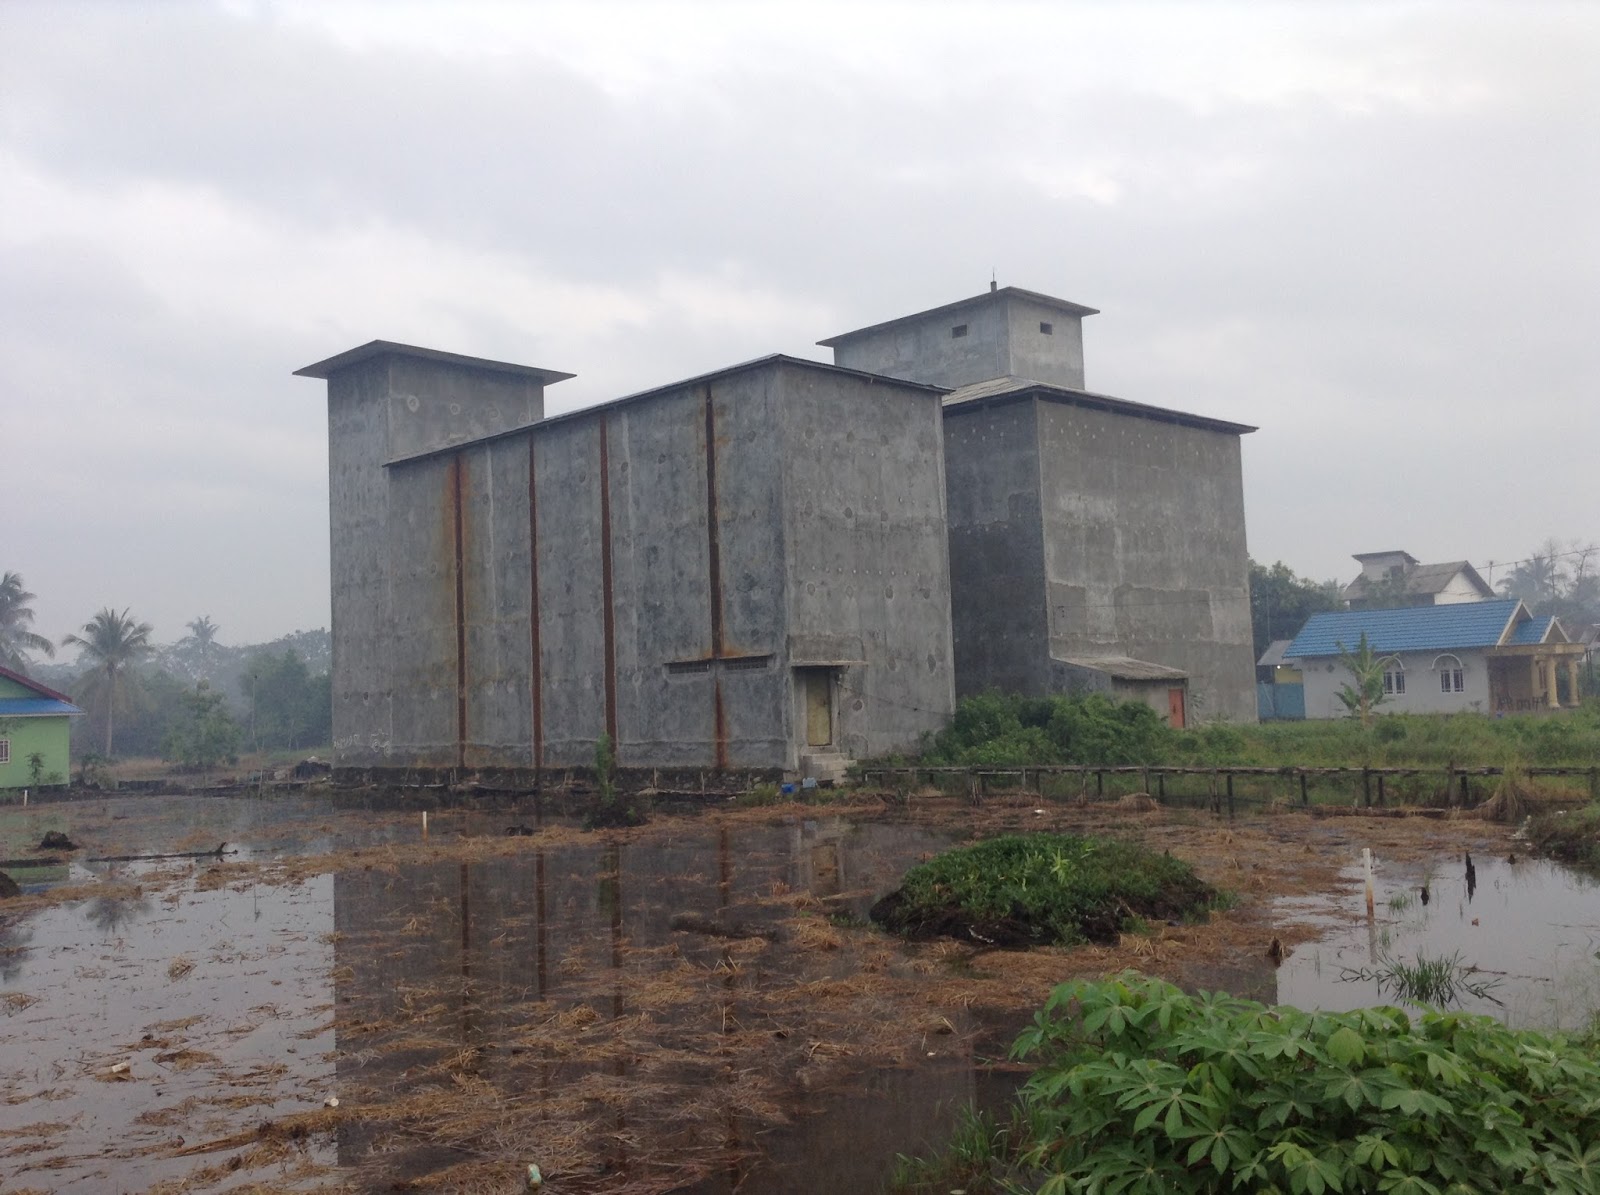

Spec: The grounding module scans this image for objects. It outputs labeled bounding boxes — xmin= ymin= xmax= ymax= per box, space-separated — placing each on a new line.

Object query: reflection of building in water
xmin=326 ymin=820 xmax=981 ymax=1185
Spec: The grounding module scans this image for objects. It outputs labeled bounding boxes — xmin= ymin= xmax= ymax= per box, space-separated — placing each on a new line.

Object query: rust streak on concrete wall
xmin=527 ymin=433 xmax=544 ymax=770
xmin=450 ymin=452 xmax=468 ymax=771
xmin=599 ymin=418 xmax=618 ymax=748
xmin=705 ymin=385 xmax=729 ymax=770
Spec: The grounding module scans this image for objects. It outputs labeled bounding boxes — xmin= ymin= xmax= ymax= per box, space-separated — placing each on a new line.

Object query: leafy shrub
xmin=926 ymin=693 xmax=1175 ymax=766
xmin=901 ymin=972 xmax=1600 ymax=1194
xmin=1528 ymin=805 xmax=1600 ymax=869
xmin=870 ymin=834 xmax=1214 ymax=947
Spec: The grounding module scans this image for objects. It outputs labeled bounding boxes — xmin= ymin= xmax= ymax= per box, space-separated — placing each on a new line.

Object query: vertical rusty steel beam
xmin=527 ymin=433 xmax=544 ymax=772
xmin=598 ymin=418 xmax=619 ymax=748
xmin=704 ymin=385 xmax=726 ymax=657
xmin=704 ymin=385 xmax=729 ymax=771
xmin=450 ymin=452 xmax=468 ymax=772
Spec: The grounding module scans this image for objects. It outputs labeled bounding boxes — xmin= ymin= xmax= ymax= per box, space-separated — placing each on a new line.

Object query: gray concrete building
xmin=297 ymin=346 xmax=954 ymax=780
xmin=299 ymin=284 xmax=1256 ymax=782
xmin=821 ymin=286 xmax=1258 ymax=725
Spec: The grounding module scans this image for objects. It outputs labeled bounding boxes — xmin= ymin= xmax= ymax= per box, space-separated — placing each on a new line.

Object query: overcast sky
xmin=4 ymin=0 xmax=1596 ymax=653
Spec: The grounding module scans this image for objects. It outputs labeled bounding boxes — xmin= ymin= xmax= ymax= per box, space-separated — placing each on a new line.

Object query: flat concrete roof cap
xmin=294 ymin=339 xmax=575 ymax=385
xmin=817 ymin=286 xmax=1100 ymax=347
xmin=943 ymin=375 xmax=1257 ymax=435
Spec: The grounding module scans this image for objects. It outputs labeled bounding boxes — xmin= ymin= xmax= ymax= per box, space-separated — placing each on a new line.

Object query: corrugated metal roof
xmin=0 ymin=697 xmax=84 ymax=717
xmin=0 ymin=664 xmax=77 ymax=704
xmin=1257 ymin=639 xmax=1295 ymax=668
xmin=1507 ymin=616 xmax=1555 ymax=646
xmin=1285 ymin=599 xmax=1523 ymax=658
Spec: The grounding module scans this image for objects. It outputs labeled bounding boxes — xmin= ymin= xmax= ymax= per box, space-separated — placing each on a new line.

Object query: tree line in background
xmin=1 ymin=571 xmax=330 ymax=768
xmin=1250 ymin=539 xmax=1600 ymax=662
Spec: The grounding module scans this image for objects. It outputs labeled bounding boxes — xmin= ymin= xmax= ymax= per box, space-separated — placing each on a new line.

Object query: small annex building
xmin=299 ymin=284 xmax=1258 ymax=782
xmin=1285 ymin=599 xmax=1586 ymax=718
xmin=0 ymin=665 xmax=84 ymax=789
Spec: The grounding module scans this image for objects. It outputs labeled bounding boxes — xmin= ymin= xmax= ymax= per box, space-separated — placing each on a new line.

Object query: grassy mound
xmin=870 ymin=833 xmax=1215 ymax=947
xmin=1527 ymin=804 xmax=1600 ymax=868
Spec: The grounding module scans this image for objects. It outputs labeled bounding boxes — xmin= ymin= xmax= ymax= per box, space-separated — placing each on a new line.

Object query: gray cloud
xmin=2 ymin=0 xmax=1595 ymax=648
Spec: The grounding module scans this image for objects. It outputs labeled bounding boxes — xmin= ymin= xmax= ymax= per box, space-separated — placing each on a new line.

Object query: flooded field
xmin=0 ymin=791 xmax=1579 ymax=1193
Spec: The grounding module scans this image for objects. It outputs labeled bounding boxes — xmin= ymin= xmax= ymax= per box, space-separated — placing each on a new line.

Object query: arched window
xmin=1380 ymin=656 xmax=1405 ymax=696
xmin=1434 ymin=654 xmax=1466 ymax=694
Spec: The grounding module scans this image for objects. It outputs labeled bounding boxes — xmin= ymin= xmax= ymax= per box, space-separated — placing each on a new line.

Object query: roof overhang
xmin=818 ymin=286 xmax=1100 ymax=348
xmin=294 ymin=339 xmax=575 ymax=385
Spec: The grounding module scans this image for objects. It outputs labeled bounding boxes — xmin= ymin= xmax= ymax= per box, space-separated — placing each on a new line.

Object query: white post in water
xmin=1363 ymin=848 xmax=1375 ymax=919
xmin=422 ymin=810 xmax=429 ymax=839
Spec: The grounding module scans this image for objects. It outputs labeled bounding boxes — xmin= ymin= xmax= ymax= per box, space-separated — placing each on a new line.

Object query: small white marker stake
xmin=1363 ymin=848 xmax=1375 ymax=919
xmin=422 ymin=810 xmax=429 ymax=839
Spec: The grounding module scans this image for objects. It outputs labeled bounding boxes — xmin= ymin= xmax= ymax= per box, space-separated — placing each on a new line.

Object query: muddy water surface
xmin=2 ymin=794 xmax=1562 ymax=1193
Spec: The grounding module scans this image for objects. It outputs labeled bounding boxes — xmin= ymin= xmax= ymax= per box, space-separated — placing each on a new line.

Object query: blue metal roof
xmin=0 ymin=697 xmax=84 ymax=718
xmin=1285 ymin=599 xmax=1522 ymax=658
xmin=1506 ymin=616 xmax=1554 ymax=646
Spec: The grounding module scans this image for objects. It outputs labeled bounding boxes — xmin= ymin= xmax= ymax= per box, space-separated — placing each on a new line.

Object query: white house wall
xmin=1297 ymin=649 xmax=1492 ymax=719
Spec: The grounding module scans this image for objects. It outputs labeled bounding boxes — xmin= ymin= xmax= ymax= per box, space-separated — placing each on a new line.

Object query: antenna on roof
xmin=990 ymin=269 xmax=997 ymax=293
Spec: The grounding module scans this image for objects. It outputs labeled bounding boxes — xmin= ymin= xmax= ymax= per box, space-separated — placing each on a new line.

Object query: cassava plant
xmin=898 ymin=972 xmax=1600 ymax=1195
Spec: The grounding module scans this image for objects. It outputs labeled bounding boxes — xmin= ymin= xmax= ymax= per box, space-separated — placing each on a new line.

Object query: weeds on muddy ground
xmin=870 ymin=833 xmax=1216 ymax=947
xmin=1528 ymin=804 xmax=1600 ymax=869
xmin=893 ymin=972 xmax=1600 ymax=1195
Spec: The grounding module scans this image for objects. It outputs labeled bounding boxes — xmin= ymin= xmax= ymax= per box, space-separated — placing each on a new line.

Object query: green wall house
xmin=0 ymin=665 xmax=84 ymax=789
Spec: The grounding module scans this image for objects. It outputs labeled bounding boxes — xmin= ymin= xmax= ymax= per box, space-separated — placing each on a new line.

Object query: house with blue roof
xmin=1284 ymin=598 xmax=1587 ymax=718
xmin=0 ymin=665 xmax=84 ymax=789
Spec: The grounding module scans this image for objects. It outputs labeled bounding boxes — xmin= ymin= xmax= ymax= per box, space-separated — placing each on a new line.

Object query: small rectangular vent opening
xmin=951 ymin=324 xmax=968 ymax=339
xmin=1040 ymin=321 xmax=1054 ymax=334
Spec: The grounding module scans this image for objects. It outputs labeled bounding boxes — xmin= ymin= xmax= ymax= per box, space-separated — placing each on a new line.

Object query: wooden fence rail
xmin=853 ymin=763 xmax=1600 ymax=814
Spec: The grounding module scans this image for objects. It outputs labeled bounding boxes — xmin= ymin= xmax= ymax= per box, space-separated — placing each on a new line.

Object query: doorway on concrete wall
xmin=800 ymin=668 xmax=835 ymax=748
xmin=1167 ymin=687 xmax=1187 ymax=730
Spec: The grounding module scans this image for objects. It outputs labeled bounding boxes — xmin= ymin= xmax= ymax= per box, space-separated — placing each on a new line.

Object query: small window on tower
xmin=951 ymin=324 xmax=968 ymax=338
xmin=1040 ymin=322 xmax=1054 ymax=335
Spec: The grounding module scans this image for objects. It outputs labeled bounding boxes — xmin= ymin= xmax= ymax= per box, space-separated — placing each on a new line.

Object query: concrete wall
xmin=828 ymin=293 xmax=1088 ymax=390
xmin=778 ymin=363 xmax=955 ymax=762
xmin=1036 ymin=398 xmax=1256 ymax=723
xmin=1004 ymin=294 xmax=1087 ymax=389
xmin=1298 ymin=650 xmax=1492 ymax=718
xmin=327 ymin=357 xmax=397 ymax=767
xmin=830 ymin=299 xmax=1010 ymax=389
xmin=385 ymin=355 xmax=545 ymax=461
xmin=1433 ymin=573 xmax=1485 ymax=605
xmin=943 ymin=401 xmax=1050 ymax=697
xmin=325 ymin=352 xmax=551 ymax=771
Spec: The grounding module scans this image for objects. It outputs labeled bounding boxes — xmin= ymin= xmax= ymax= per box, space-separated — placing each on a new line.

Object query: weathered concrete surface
xmin=943 ymin=401 xmax=1050 ymax=697
xmin=313 ymin=346 xmax=954 ymax=776
xmin=943 ymin=393 xmax=1256 ymax=723
xmin=1036 ymin=398 xmax=1255 ymax=723
xmin=779 ymin=363 xmax=956 ymax=763
xmin=821 ymin=286 xmax=1095 ymax=391
xmin=305 ymin=347 xmax=564 ymax=770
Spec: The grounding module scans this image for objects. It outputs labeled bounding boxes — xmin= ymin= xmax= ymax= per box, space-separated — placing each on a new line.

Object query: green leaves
xmin=898 ymin=972 xmax=1600 ymax=1195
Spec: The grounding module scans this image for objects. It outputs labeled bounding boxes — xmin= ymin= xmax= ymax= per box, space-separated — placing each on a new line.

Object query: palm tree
xmin=62 ymin=607 xmax=154 ymax=756
xmin=184 ymin=615 xmax=222 ymax=678
xmin=0 ymin=572 xmax=56 ymax=673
